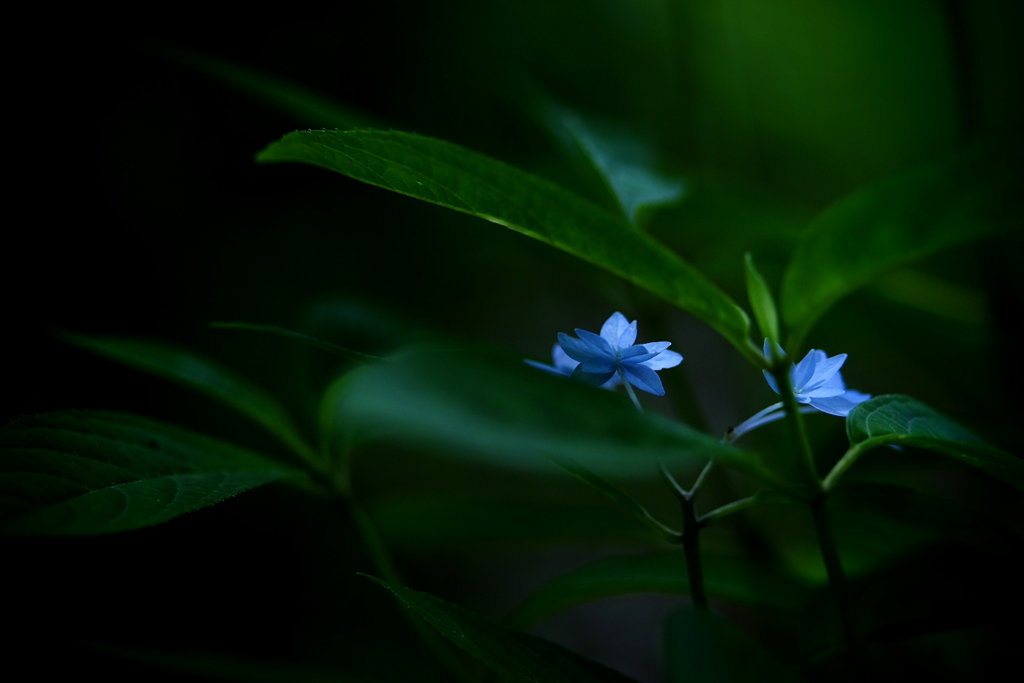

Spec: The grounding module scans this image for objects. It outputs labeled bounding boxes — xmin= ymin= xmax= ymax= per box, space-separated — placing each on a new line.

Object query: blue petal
xmin=763 ymin=338 xmax=784 ymax=362
xmin=551 ymin=344 xmax=579 ymax=374
xmin=802 ymin=370 xmax=846 ymax=398
xmin=763 ymin=369 xmax=781 ymax=395
xmin=808 ymin=392 xmax=865 ymax=417
xmin=644 ymin=348 xmax=682 ymax=370
xmin=622 ymin=364 xmax=665 ymax=395
xmin=580 ymin=357 xmax=618 ymax=375
xmin=601 ymin=312 xmax=637 ymax=350
xmin=576 ymin=329 xmax=616 ymax=357
xmin=619 ymin=345 xmax=660 ymax=364
xmin=571 ymin=364 xmax=617 ymax=387
xmin=524 ymin=359 xmax=563 ymax=375
xmin=804 ymin=353 xmax=847 ymax=392
xmin=791 ymin=350 xmax=824 ymax=392
xmin=558 ymin=332 xmax=599 ymax=362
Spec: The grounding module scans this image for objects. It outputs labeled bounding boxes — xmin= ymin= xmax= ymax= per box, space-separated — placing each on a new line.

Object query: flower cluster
xmin=762 ymin=340 xmax=871 ymax=417
xmin=527 ymin=312 xmax=682 ymax=396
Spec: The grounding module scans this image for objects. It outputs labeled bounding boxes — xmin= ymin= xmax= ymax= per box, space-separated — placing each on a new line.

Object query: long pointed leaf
xmin=363 ymin=575 xmax=640 ymax=682
xmin=0 ymin=411 xmax=296 ymax=535
xmin=61 ymin=332 xmax=316 ymax=463
xmin=256 ymin=129 xmax=757 ymax=363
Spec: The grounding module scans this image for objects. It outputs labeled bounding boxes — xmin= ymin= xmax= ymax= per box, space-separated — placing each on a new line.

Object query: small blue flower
xmin=555 ymin=312 xmax=682 ymax=396
xmin=762 ymin=340 xmax=870 ymax=417
xmin=525 ymin=343 xmax=621 ymax=388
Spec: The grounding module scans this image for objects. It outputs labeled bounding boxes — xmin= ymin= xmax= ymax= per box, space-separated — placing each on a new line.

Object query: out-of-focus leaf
xmin=781 ymin=146 xmax=1018 ymax=347
xmin=331 ymin=344 xmax=786 ymax=491
xmin=363 ymin=575 xmax=640 ymax=682
xmin=256 ymin=129 xmax=758 ymax=364
xmin=160 ymin=44 xmax=377 ymax=128
xmin=211 ymin=321 xmax=381 ymax=364
xmin=507 ymin=551 xmax=810 ymax=629
xmin=545 ymin=103 xmax=686 ymax=223
xmin=0 ymin=411 xmax=295 ymax=535
xmin=826 ymin=395 xmax=1024 ymax=492
xmin=371 ymin=495 xmax=661 ymax=550
xmin=60 ymin=332 xmax=315 ymax=463
xmin=664 ymin=604 xmax=802 ymax=683
xmin=744 ymin=252 xmax=780 ymax=347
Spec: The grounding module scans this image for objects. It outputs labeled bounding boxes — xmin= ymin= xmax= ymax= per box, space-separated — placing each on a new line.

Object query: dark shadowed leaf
xmin=0 ymin=411 xmax=295 ymax=535
xmin=829 ymin=395 xmax=1024 ymax=492
xmin=60 ymin=332 xmax=315 ymax=463
xmin=664 ymin=605 xmax=802 ymax=683
xmin=256 ymin=129 xmax=757 ymax=363
xmin=781 ymin=146 xmax=1018 ymax=347
xmin=330 ymin=344 xmax=782 ymax=490
xmin=507 ymin=551 xmax=810 ymax=629
xmin=363 ymin=575 xmax=640 ymax=682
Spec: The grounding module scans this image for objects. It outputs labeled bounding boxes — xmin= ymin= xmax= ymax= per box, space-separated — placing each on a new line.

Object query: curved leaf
xmin=331 ymin=344 xmax=780 ymax=489
xmin=60 ymin=332 xmax=315 ymax=462
xmin=0 ymin=411 xmax=296 ymax=535
xmin=665 ymin=605 xmax=802 ymax=683
xmin=256 ymin=129 xmax=757 ymax=363
xmin=506 ymin=551 xmax=810 ymax=629
xmin=781 ymin=146 xmax=1018 ymax=347
xmin=824 ymin=395 xmax=1024 ymax=492
xmin=363 ymin=575 xmax=640 ymax=682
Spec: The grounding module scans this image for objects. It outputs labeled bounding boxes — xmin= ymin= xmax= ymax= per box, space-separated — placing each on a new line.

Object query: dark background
xmin=5 ymin=2 xmax=1022 ymax=681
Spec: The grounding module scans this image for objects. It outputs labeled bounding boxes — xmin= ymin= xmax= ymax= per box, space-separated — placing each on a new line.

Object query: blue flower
xmin=555 ymin=312 xmax=682 ymax=396
xmin=525 ymin=343 xmax=621 ymax=389
xmin=762 ymin=340 xmax=870 ymax=417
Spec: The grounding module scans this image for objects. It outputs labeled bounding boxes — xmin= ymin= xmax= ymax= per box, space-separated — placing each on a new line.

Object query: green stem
xmin=810 ymin=496 xmax=866 ymax=679
xmin=659 ymin=462 xmax=709 ymax=611
xmin=619 ymin=368 xmax=643 ymax=411
xmin=772 ymin=363 xmax=820 ymax=488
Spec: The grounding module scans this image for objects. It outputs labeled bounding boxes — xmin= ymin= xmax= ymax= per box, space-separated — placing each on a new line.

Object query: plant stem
xmin=660 ymin=462 xmax=710 ymax=611
xmin=810 ymin=495 xmax=866 ymax=679
xmin=619 ymin=368 xmax=643 ymax=411
xmin=772 ymin=363 xmax=820 ymax=488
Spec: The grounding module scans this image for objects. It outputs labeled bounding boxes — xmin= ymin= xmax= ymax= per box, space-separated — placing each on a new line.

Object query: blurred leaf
xmin=160 ymin=44 xmax=377 ymax=128
xmin=549 ymin=457 xmax=679 ymax=542
xmin=544 ymin=103 xmax=686 ymax=223
xmin=781 ymin=146 xmax=1019 ymax=347
xmin=0 ymin=411 xmax=295 ymax=535
xmin=211 ymin=321 xmax=381 ymax=364
xmin=331 ymin=344 xmax=784 ymax=490
xmin=371 ymin=495 xmax=661 ymax=550
xmin=664 ymin=604 xmax=802 ymax=683
xmin=60 ymin=332 xmax=316 ymax=463
xmin=256 ymin=129 xmax=757 ymax=363
xmin=363 ymin=575 xmax=640 ymax=682
xmin=832 ymin=395 xmax=1024 ymax=492
xmin=507 ymin=552 xmax=810 ymax=630
xmin=744 ymin=252 xmax=780 ymax=347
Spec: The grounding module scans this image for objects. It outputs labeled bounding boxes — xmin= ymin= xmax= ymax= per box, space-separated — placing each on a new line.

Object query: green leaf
xmin=60 ymin=332 xmax=316 ymax=463
xmin=256 ymin=129 xmax=757 ymax=363
xmin=781 ymin=146 xmax=1019 ymax=347
xmin=362 ymin=575 xmax=640 ymax=682
xmin=0 ymin=411 xmax=295 ymax=535
xmin=160 ymin=44 xmax=377 ymax=129
xmin=548 ymin=457 xmax=679 ymax=542
xmin=544 ymin=103 xmax=686 ymax=223
xmin=664 ymin=605 xmax=802 ymax=683
xmin=507 ymin=551 xmax=810 ymax=630
xmin=211 ymin=321 xmax=381 ymax=364
xmin=744 ymin=252 xmax=780 ymax=347
xmin=825 ymin=395 xmax=1024 ymax=492
xmin=332 ymin=344 xmax=779 ymax=489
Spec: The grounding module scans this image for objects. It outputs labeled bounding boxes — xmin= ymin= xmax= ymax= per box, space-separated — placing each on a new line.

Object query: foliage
xmin=5 ymin=2 xmax=1023 ymax=682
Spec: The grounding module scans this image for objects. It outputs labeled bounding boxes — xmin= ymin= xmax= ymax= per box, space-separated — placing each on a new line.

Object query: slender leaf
xmin=825 ymin=395 xmax=1024 ymax=492
xmin=664 ymin=605 xmax=803 ymax=683
xmin=331 ymin=343 xmax=782 ymax=490
xmin=544 ymin=103 xmax=686 ymax=223
xmin=507 ymin=552 xmax=810 ymax=629
xmin=256 ymin=129 xmax=757 ymax=363
xmin=0 ymin=411 xmax=295 ymax=535
xmin=60 ymin=332 xmax=315 ymax=463
xmin=160 ymin=44 xmax=377 ymax=128
xmin=781 ymin=145 xmax=1018 ymax=347
xmin=363 ymin=575 xmax=640 ymax=683
xmin=211 ymin=321 xmax=381 ymax=364
xmin=744 ymin=252 xmax=780 ymax=347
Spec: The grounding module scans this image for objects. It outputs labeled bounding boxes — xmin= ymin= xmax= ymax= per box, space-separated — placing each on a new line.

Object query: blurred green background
xmin=5 ymin=1 xmax=1021 ymax=680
